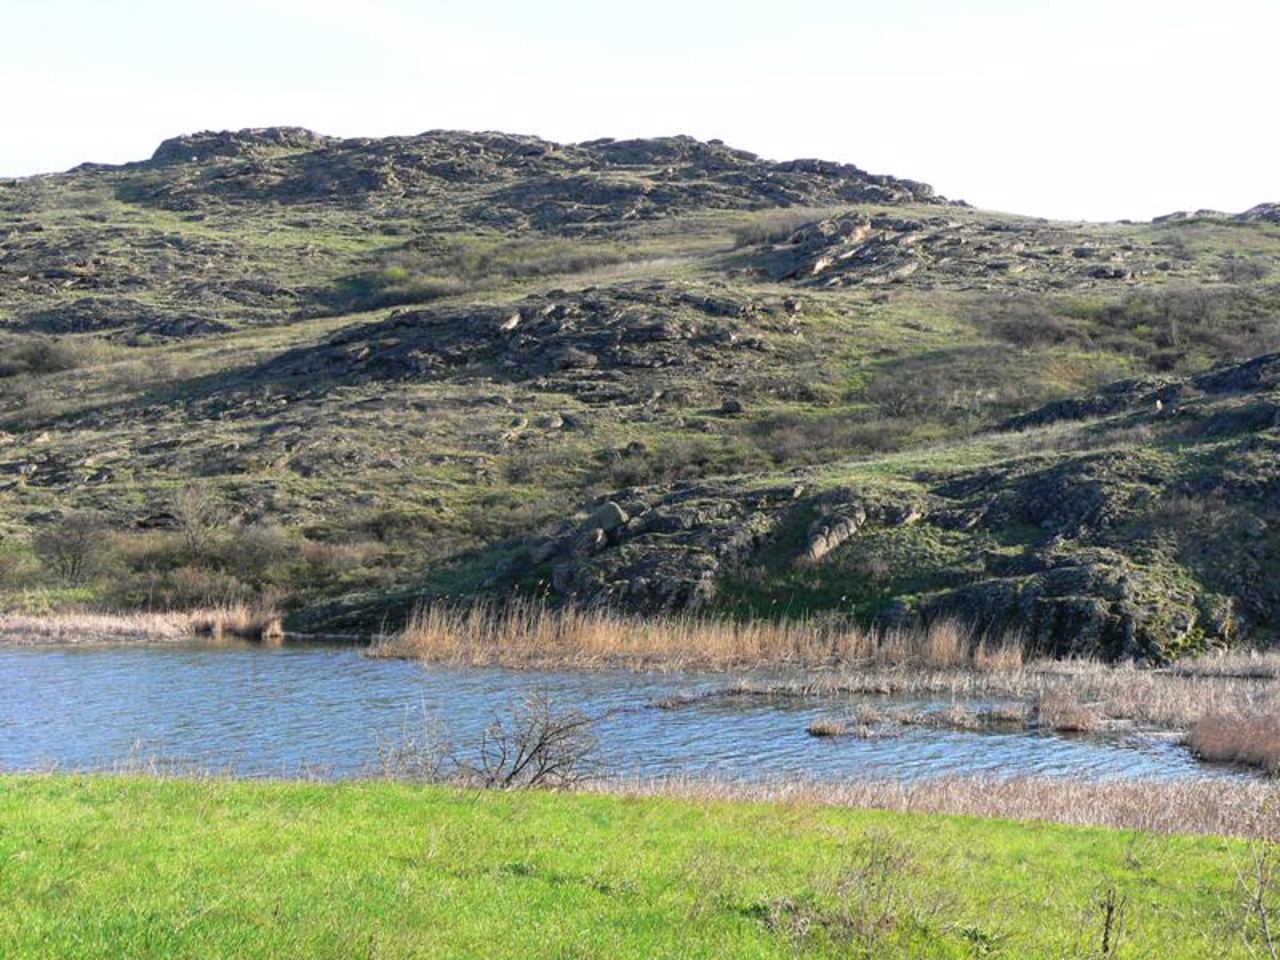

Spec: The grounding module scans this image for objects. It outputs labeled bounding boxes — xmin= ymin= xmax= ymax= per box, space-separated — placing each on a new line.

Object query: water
xmin=0 ymin=642 xmax=1255 ymax=783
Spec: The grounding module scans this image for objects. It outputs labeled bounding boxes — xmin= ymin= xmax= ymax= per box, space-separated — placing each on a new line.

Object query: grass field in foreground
xmin=0 ymin=775 xmax=1263 ymax=959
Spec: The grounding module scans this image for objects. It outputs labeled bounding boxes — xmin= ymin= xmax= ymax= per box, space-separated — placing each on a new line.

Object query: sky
xmin=1 ymin=0 xmax=1276 ymax=221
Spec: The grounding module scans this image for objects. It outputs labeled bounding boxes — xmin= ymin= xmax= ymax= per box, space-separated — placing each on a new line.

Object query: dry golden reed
xmin=371 ymin=600 xmax=1022 ymax=671
xmin=0 ymin=603 xmax=283 ymax=645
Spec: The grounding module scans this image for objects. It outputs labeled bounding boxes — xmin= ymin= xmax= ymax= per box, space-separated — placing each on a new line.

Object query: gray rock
xmin=588 ymin=501 xmax=629 ymax=532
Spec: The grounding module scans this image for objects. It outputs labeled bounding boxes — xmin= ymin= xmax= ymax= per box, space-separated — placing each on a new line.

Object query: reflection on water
xmin=0 ymin=643 xmax=1256 ymax=783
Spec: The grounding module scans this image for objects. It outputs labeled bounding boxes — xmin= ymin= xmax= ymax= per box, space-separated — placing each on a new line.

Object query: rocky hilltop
xmin=2 ymin=128 xmax=1278 ymax=660
xmin=127 ymin=127 xmax=943 ymax=225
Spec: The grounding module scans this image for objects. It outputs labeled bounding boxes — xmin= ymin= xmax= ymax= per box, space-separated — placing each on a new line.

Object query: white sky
xmin=1 ymin=0 xmax=1275 ymax=221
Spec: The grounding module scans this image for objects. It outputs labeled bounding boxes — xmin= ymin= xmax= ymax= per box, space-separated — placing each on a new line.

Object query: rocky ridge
xmin=503 ymin=352 xmax=1280 ymax=660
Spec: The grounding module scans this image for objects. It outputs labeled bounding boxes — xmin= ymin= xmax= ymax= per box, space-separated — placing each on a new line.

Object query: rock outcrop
xmin=749 ymin=212 xmax=1176 ymax=291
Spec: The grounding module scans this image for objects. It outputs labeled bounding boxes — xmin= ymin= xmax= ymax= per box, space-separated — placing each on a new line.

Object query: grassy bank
xmin=1 ymin=774 xmax=1277 ymax=959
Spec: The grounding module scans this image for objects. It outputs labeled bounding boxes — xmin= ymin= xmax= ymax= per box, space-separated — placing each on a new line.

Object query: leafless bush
xmin=172 ymin=483 xmax=226 ymax=559
xmin=464 ymin=693 xmax=600 ymax=789
xmin=970 ymin=295 xmax=1081 ymax=349
xmin=1235 ymin=831 xmax=1280 ymax=958
xmin=32 ymin=511 xmax=112 ymax=585
xmin=747 ymin=410 xmax=912 ymax=464
xmin=376 ymin=711 xmax=453 ymax=783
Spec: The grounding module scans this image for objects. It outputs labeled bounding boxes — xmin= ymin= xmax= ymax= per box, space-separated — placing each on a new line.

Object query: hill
xmin=2 ymin=127 xmax=1279 ymax=659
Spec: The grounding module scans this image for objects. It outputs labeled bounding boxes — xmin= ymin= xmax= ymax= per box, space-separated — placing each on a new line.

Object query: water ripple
xmin=0 ymin=644 xmax=1256 ymax=783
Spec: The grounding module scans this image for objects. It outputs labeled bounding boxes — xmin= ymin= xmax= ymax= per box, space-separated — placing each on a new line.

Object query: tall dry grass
xmin=0 ymin=611 xmax=198 ymax=645
xmin=1188 ymin=714 xmax=1280 ymax=773
xmin=371 ymin=600 xmax=1022 ymax=671
xmin=661 ymin=659 xmax=1280 ymax=732
xmin=190 ymin=602 xmax=284 ymax=642
xmin=0 ymin=603 xmax=283 ymax=645
xmin=373 ymin=603 xmax=1280 ymax=733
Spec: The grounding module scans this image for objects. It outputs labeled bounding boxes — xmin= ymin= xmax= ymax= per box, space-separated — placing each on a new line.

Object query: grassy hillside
xmin=0 ymin=774 xmax=1270 ymax=959
xmin=2 ymin=128 xmax=1279 ymax=657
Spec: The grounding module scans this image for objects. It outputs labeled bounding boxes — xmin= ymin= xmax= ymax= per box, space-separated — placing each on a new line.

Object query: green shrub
xmin=0 ymin=335 xmax=107 ymax=378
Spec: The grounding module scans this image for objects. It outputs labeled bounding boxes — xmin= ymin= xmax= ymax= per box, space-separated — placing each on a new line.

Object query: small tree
xmin=32 ymin=512 xmax=110 ymax=585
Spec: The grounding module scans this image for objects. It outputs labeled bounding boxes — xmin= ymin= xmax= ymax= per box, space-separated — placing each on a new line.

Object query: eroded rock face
xmin=150 ymin=128 xmax=335 ymax=165
xmin=1237 ymin=203 xmax=1280 ymax=224
xmin=528 ymin=482 xmax=810 ymax=611
xmin=912 ymin=548 xmax=1205 ymax=661
xmin=255 ymin=282 xmax=786 ymax=403
xmin=800 ymin=504 xmax=867 ymax=565
xmin=749 ymin=212 xmax=1176 ymax=291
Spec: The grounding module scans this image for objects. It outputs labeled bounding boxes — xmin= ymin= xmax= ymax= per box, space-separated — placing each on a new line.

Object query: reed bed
xmin=0 ymin=611 xmax=200 ymax=645
xmin=1168 ymin=648 xmax=1280 ymax=680
xmin=590 ymin=775 xmax=1280 ymax=839
xmin=375 ymin=602 xmax=1280 ymax=736
xmin=1188 ymin=713 xmax=1280 ymax=773
xmin=190 ymin=602 xmax=284 ymax=642
xmin=371 ymin=600 xmax=1023 ymax=670
xmin=661 ymin=661 xmax=1279 ymax=732
xmin=0 ymin=603 xmax=282 ymax=645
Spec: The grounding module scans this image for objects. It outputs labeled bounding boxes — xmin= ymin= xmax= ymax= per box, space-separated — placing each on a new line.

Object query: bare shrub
xmin=32 ymin=511 xmax=112 ymax=585
xmin=151 ymin=565 xmax=254 ymax=609
xmin=1234 ymin=827 xmax=1280 ymax=958
xmin=368 ymin=693 xmax=601 ymax=790
xmin=376 ymin=712 xmax=453 ymax=783
xmin=1072 ymin=886 xmax=1127 ymax=959
xmin=463 ymin=693 xmax=600 ymax=789
xmin=969 ymin=295 xmax=1081 ymax=348
xmin=172 ymin=483 xmax=226 ymax=560
xmin=227 ymin=523 xmax=296 ymax=584
xmin=1221 ymin=254 xmax=1273 ymax=284
xmin=747 ymin=410 xmax=913 ymax=465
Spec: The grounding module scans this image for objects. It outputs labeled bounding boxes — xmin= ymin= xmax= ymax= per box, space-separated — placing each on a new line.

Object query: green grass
xmin=0 ymin=774 xmax=1263 ymax=958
